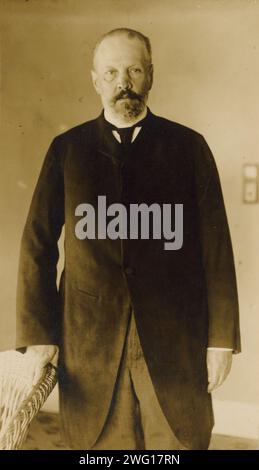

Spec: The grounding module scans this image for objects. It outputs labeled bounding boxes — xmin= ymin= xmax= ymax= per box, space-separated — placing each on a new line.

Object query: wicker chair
xmin=0 ymin=350 xmax=57 ymax=450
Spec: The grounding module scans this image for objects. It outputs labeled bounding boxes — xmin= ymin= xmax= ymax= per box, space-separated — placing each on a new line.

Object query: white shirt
xmin=104 ymin=106 xmax=147 ymax=143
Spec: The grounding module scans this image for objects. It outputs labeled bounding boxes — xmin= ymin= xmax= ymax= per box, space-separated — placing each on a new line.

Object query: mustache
xmin=114 ymin=89 xmax=143 ymax=102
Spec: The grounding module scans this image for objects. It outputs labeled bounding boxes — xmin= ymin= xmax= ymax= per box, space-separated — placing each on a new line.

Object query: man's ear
xmin=91 ymin=70 xmax=100 ymax=95
xmin=146 ymin=63 xmax=154 ymax=91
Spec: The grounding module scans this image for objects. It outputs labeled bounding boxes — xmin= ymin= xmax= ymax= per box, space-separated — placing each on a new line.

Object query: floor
xmin=21 ymin=412 xmax=258 ymax=450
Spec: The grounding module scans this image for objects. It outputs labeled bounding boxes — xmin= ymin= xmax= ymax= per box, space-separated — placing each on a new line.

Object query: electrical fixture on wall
xmin=243 ymin=164 xmax=258 ymax=204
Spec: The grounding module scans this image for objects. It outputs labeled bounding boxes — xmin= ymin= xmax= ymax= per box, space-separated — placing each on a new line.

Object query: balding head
xmin=93 ymin=28 xmax=152 ymax=71
xmin=91 ymin=28 xmax=153 ymax=124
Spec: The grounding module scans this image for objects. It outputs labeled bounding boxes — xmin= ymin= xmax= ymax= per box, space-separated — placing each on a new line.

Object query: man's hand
xmin=25 ymin=345 xmax=59 ymax=386
xmin=206 ymin=349 xmax=232 ymax=393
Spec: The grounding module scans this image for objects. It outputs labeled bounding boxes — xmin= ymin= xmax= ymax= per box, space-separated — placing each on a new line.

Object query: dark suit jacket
xmin=16 ymin=109 xmax=240 ymax=449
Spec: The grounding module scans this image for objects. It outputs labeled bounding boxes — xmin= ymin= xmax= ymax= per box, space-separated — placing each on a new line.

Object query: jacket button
xmin=124 ymin=266 xmax=135 ymax=276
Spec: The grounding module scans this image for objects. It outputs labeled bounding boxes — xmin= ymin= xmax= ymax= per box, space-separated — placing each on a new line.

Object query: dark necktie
xmin=104 ymin=113 xmax=149 ymax=146
xmin=115 ymin=126 xmax=136 ymax=146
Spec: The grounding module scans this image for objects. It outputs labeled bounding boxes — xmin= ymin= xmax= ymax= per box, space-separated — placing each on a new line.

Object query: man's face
xmin=92 ymin=35 xmax=153 ymax=122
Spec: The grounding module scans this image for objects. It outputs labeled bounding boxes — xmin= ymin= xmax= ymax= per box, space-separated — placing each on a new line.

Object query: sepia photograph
xmin=0 ymin=0 xmax=258 ymax=458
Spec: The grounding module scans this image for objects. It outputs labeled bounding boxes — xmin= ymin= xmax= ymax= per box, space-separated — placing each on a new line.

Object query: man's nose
xmin=117 ymin=70 xmax=132 ymax=91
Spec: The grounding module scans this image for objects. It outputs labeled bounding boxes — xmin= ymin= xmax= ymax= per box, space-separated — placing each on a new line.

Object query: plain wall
xmin=1 ymin=0 xmax=259 ymax=438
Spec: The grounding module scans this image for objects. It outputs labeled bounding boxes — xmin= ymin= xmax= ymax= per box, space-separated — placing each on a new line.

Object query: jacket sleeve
xmin=195 ymin=135 xmax=241 ymax=353
xmin=16 ymin=137 xmax=64 ymax=349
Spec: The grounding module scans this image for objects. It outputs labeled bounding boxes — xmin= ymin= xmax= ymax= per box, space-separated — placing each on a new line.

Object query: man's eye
xmin=104 ymin=70 xmax=116 ymax=81
xmin=129 ymin=68 xmax=142 ymax=76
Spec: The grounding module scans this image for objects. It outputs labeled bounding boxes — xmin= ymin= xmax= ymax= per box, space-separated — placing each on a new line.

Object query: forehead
xmin=94 ymin=35 xmax=149 ymax=70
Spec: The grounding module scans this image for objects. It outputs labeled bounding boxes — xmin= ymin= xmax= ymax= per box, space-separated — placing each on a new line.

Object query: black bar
xmin=0 ymin=450 xmax=258 ymax=467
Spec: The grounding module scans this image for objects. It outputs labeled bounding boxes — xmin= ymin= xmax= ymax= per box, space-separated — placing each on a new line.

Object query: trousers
xmin=92 ymin=309 xmax=188 ymax=450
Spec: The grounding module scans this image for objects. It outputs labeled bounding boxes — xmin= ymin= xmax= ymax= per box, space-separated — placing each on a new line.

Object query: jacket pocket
xmin=69 ymin=279 xmax=114 ymax=303
xmin=75 ymin=285 xmax=100 ymax=299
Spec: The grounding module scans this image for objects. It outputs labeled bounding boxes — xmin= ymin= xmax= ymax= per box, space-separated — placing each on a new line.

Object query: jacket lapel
xmin=95 ymin=110 xmax=124 ymax=163
xmin=90 ymin=108 xmax=159 ymax=165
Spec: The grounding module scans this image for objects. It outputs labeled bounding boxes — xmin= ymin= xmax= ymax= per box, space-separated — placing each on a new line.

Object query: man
xmin=16 ymin=28 xmax=240 ymax=450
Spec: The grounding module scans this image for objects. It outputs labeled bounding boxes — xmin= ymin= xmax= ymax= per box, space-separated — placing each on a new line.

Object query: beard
xmin=111 ymin=89 xmax=147 ymax=121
